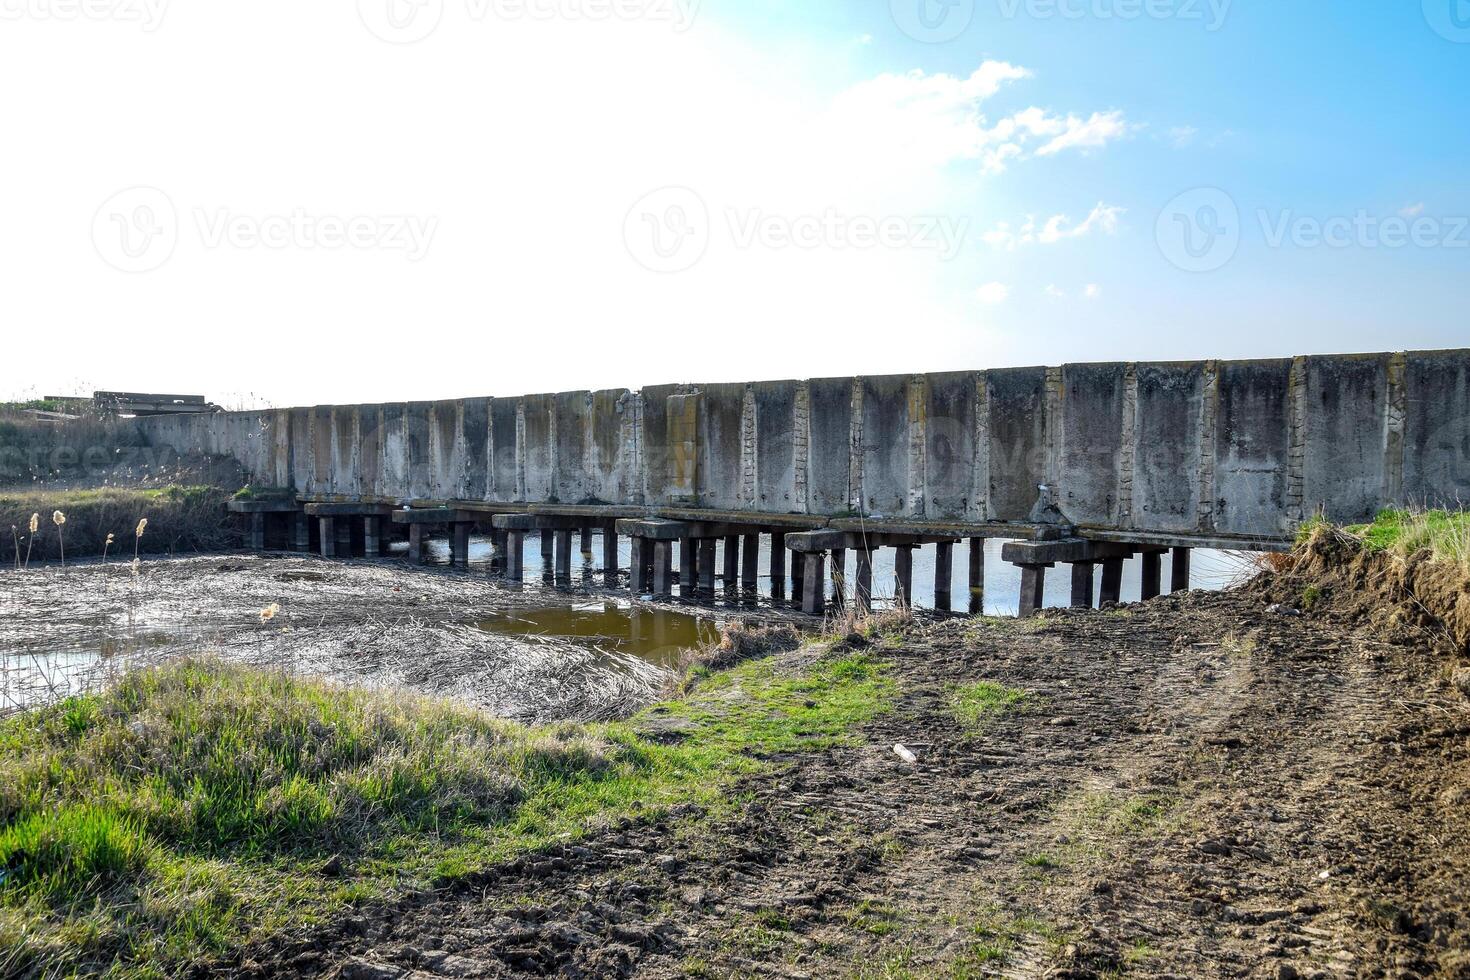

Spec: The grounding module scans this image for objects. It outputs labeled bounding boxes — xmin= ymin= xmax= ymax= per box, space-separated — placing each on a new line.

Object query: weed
xmin=950 ymin=681 xmax=1028 ymax=731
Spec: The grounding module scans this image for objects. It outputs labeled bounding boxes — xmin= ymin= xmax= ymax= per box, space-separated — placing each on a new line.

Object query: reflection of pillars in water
xmin=603 ymin=526 xmax=619 ymax=583
xmin=505 ymin=530 xmax=525 ymax=582
xmin=854 ymin=547 xmax=873 ymax=614
xmin=830 ymin=547 xmax=847 ymax=610
xmin=679 ymin=538 xmax=697 ymax=597
xmin=741 ymin=534 xmax=759 ymax=602
xmin=968 ymin=538 xmax=985 ymax=615
xmin=581 ymin=527 xmax=594 ymax=560
xmin=652 ymin=540 xmax=674 ymax=599
xmin=653 ymin=611 xmax=668 ymax=652
xmin=1070 ymin=561 xmax=1095 ymax=608
xmin=540 ymin=529 xmax=554 ymax=568
xmin=554 ymin=529 xmax=573 ymax=585
xmin=770 ymin=531 xmax=786 ymax=600
xmin=894 ymin=545 xmax=915 ymax=609
xmin=697 ymin=538 xmax=716 ymax=599
xmin=933 ymin=541 xmax=953 ymax=612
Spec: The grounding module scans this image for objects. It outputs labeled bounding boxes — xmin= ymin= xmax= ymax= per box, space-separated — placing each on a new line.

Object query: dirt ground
xmin=205 ymin=583 xmax=1470 ymax=979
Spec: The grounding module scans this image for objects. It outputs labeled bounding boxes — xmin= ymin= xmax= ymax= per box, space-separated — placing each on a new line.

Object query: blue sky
xmin=1 ymin=0 xmax=1464 ymax=404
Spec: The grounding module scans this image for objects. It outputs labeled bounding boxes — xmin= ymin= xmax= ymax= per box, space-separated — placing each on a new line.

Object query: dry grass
xmin=1 ymin=486 xmax=235 ymax=564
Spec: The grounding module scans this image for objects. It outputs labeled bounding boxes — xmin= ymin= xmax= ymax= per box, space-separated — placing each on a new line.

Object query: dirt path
xmin=228 ymin=589 xmax=1470 ymax=979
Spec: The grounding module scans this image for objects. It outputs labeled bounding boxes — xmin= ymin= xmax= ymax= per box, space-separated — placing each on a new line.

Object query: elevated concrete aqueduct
xmin=144 ymin=348 xmax=1470 ymax=617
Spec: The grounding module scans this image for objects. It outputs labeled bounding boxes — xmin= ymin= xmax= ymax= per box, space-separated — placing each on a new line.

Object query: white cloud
xmin=855 ymin=33 xmax=874 ymax=45
xmin=984 ymin=202 xmax=1123 ymax=249
xmin=1399 ymin=202 xmax=1426 ymax=218
xmin=1044 ymin=284 xmax=1067 ymax=299
xmin=1169 ymin=125 xmax=1198 ymax=149
xmin=1083 ymin=283 xmax=1101 ymax=299
xmin=976 ymin=282 xmax=1010 ymax=305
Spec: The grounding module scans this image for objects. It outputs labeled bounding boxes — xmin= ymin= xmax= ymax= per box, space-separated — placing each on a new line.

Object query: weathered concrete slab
xmin=1403 ymin=349 xmax=1469 ymax=508
xmin=1059 ymin=362 xmax=1126 ymax=526
xmin=985 ymin=367 xmax=1049 ymax=521
xmin=806 ymin=377 xmax=852 ymax=516
xmin=858 ymin=374 xmax=910 ymax=517
xmin=1302 ymin=353 xmax=1388 ymax=525
xmin=1213 ymin=358 xmax=1292 ymax=536
xmin=1133 ymin=362 xmax=1205 ymax=533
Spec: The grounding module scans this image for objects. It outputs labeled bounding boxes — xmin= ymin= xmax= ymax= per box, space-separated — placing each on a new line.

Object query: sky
xmin=1 ymin=0 xmax=1466 ymax=408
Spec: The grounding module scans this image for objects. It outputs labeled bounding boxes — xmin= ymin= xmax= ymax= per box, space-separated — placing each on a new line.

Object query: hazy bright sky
xmin=2 ymin=0 xmax=1466 ymax=408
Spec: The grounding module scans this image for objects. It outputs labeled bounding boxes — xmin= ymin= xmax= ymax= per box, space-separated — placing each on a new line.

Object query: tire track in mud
xmin=228 ymin=590 xmax=1470 ymax=979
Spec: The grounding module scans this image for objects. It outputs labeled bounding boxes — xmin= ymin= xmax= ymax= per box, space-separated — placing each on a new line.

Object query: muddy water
xmin=475 ymin=603 xmax=721 ymax=669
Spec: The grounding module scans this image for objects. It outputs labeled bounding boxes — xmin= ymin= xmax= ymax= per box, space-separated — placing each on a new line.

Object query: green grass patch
xmin=950 ymin=680 xmax=1028 ymax=732
xmin=1345 ymin=508 xmax=1470 ymax=567
xmin=0 ymin=649 xmax=894 ymax=977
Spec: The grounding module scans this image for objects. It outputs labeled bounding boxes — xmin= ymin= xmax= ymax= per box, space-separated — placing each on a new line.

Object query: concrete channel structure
xmin=157 ymin=349 xmax=1469 ymax=617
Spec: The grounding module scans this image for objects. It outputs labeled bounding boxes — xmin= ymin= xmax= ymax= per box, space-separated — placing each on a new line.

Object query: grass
xmin=1 ymin=485 xmax=233 ymax=564
xmin=950 ymin=680 xmax=1028 ymax=732
xmin=0 ymin=647 xmax=894 ymax=978
xmin=1345 ymin=508 xmax=1470 ymax=568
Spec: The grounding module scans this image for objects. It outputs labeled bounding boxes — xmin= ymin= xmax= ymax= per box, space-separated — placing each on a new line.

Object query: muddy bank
xmin=216 ymin=583 xmax=1470 ymax=979
xmin=0 ymin=555 xmax=733 ymax=722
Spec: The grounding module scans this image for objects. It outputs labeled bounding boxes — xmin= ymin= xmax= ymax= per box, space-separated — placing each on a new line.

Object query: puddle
xmin=474 ymin=602 xmax=721 ymax=669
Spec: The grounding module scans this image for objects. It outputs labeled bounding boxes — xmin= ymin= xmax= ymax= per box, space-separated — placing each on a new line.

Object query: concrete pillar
xmin=1018 ymin=565 xmax=1046 ymax=618
xmin=652 ymin=540 xmax=675 ymax=599
xmin=1140 ymin=550 xmax=1163 ymax=601
xmin=933 ymin=541 xmax=953 ymax=612
xmin=801 ymin=552 xmax=826 ymax=616
xmin=680 ymin=538 xmax=697 ymax=596
xmin=364 ymin=516 xmax=380 ymax=557
xmin=1070 ymin=561 xmax=1095 ymax=609
xmin=894 ymin=545 xmax=915 ymax=609
xmin=1171 ymin=547 xmax=1192 ymax=592
xmin=968 ymin=538 xmax=985 ymax=615
xmin=336 ymin=519 xmax=353 ymax=561
xmin=1100 ymin=557 xmax=1124 ymax=605
xmin=698 ymin=538 xmax=717 ymax=599
xmin=770 ymin=531 xmax=787 ymax=598
xmin=741 ymin=534 xmax=760 ymax=595
xmin=249 ymin=513 xmax=266 ymax=551
xmin=320 ymin=517 xmax=338 ymax=559
xmin=449 ymin=523 xmax=469 ymax=568
xmin=540 ymin=529 xmax=554 ymax=567
xmin=555 ymin=529 xmax=573 ymax=583
xmin=603 ymin=527 xmax=619 ymax=583
xmin=580 ymin=527 xmax=594 ymax=559
xmin=408 ymin=523 xmax=424 ymax=565
xmin=629 ymin=536 xmax=648 ymax=592
xmin=722 ymin=535 xmax=739 ymax=589
xmin=505 ymin=530 xmax=525 ymax=582
xmin=293 ymin=512 xmax=310 ymax=553
xmin=830 ymin=548 xmax=847 ymax=609
xmin=854 ymin=548 xmax=873 ymax=615
xmin=642 ymin=537 xmax=655 ymax=590
xmin=790 ymin=546 xmax=804 ymax=605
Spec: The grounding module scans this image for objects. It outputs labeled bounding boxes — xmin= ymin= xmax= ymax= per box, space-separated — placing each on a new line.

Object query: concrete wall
xmin=141 ymin=349 xmax=1470 ymax=542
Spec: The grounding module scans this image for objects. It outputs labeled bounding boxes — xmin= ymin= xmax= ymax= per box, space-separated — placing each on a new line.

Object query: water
xmin=475 ymin=602 xmax=721 ymax=668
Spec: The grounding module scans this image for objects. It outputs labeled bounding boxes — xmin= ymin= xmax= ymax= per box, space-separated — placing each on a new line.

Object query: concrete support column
xmin=629 ymin=537 xmax=648 ymax=593
xmin=1170 ymin=547 xmax=1192 ymax=592
xmin=408 ymin=524 xmax=425 ymax=565
xmin=741 ymin=534 xmax=760 ymax=596
xmin=540 ymin=529 xmax=554 ymax=568
xmin=554 ymin=529 xmax=573 ymax=584
xmin=336 ymin=519 xmax=354 ymax=561
xmin=580 ymin=527 xmax=594 ymax=559
xmin=830 ymin=548 xmax=847 ymax=610
xmin=642 ymin=537 xmax=655 ymax=590
xmin=603 ymin=526 xmax=619 ymax=583
xmin=652 ymin=540 xmax=675 ymax=599
xmin=770 ymin=531 xmax=787 ymax=599
xmin=680 ymin=538 xmax=697 ymax=596
xmin=1070 ymin=561 xmax=1095 ymax=609
xmin=364 ymin=516 xmax=380 ymax=557
xmin=934 ymin=541 xmax=953 ymax=612
xmin=505 ymin=530 xmax=525 ymax=582
xmin=854 ymin=548 xmax=874 ymax=615
xmin=320 ymin=517 xmax=338 ymax=559
xmin=1018 ymin=565 xmax=1047 ymax=618
xmin=968 ymin=538 xmax=985 ymax=615
xmin=293 ymin=512 xmax=310 ymax=553
xmin=1140 ymin=550 xmax=1163 ymax=601
xmin=450 ymin=523 xmax=470 ymax=568
xmin=894 ymin=545 xmax=915 ymax=609
xmin=801 ymin=552 xmax=827 ymax=617
xmin=790 ymin=546 xmax=804 ymax=606
xmin=698 ymin=538 xmax=717 ymax=599
xmin=1100 ymin=557 xmax=1124 ymax=605
xmin=722 ymin=535 xmax=739 ymax=590
xmin=249 ymin=513 xmax=266 ymax=551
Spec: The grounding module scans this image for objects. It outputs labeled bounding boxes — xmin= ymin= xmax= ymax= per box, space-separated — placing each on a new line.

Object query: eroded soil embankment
xmin=227 ymin=583 xmax=1470 ymax=978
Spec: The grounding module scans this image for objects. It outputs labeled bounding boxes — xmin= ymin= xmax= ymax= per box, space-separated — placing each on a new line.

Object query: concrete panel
xmin=986 ymin=367 xmax=1048 ymax=521
xmin=521 ymin=394 xmax=554 ymax=502
xmin=697 ymin=383 xmax=745 ymax=511
xmin=381 ymin=404 xmax=408 ymax=500
xmin=272 ymin=410 xmax=291 ymax=487
xmin=859 ymin=374 xmax=910 ymax=517
xmin=331 ymin=407 xmax=359 ymax=498
xmin=553 ymin=391 xmax=593 ymax=504
xmin=429 ymin=400 xmax=464 ymax=500
xmin=925 ymin=371 xmax=978 ymax=522
xmin=586 ymin=389 xmax=629 ymax=504
xmin=1302 ymin=354 xmax=1388 ymax=525
xmin=1133 ymin=362 xmax=1204 ymax=532
xmin=462 ymin=397 xmax=490 ymax=500
xmin=311 ymin=407 xmax=333 ymax=495
xmin=754 ymin=381 xmax=798 ymax=513
xmin=806 ymin=377 xmax=852 ymax=515
xmin=489 ymin=399 xmax=518 ymax=501
xmin=1403 ymin=349 xmax=1470 ymax=508
xmin=288 ymin=409 xmax=310 ymax=492
xmin=1059 ymin=363 xmax=1126 ymax=526
xmin=404 ymin=402 xmax=434 ymax=500
xmin=639 ymin=384 xmax=677 ymax=505
xmin=1213 ymin=359 xmax=1291 ymax=536
xmin=358 ymin=405 xmax=383 ymax=496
